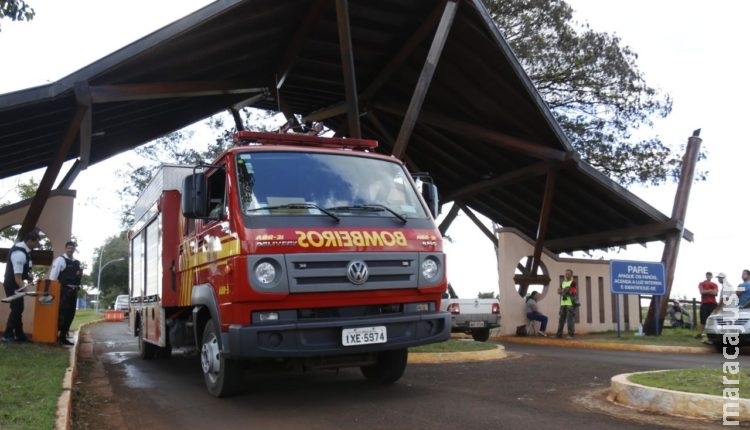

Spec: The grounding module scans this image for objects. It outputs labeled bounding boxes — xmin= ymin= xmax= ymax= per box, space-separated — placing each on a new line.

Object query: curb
xmin=56 ymin=319 xmax=104 ymax=430
xmin=493 ymin=335 xmax=712 ymax=354
xmin=409 ymin=343 xmax=508 ymax=364
xmin=608 ymin=371 xmax=750 ymax=421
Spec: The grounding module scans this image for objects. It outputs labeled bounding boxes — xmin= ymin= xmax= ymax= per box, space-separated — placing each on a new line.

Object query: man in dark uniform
xmin=2 ymin=230 xmax=41 ymax=343
xmin=48 ymin=241 xmax=83 ymax=346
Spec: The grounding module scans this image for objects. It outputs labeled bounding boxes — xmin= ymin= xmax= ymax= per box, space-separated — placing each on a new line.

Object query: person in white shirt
xmin=713 ymin=272 xmax=735 ymax=313
xmin=2 ymin=230 xmax=41 ymax=343
xmin=48 ymin=241 xmax=83 ymax=346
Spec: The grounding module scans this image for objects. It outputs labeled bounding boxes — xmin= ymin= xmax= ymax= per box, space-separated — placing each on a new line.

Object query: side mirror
xmin=413 ymin=173 xmax=440 ymax=218
xmin=422 ymin=182 xmax=440 ymax=218
xmin=182 ymin=173 xmax=209 ymax=218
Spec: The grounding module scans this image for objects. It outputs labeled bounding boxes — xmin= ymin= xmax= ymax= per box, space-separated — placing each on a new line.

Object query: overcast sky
xmin=1 ymin=0 xmax=747 ymax=301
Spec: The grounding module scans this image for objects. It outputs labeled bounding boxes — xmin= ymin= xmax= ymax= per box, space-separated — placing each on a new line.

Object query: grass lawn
xmin=0 ymin=309 xmax=102 ymax=429
xmin=583 ymin=327 xmax=704 ymax=346
xmin=629 ymin=368 xmax=750 ymax=399
xmin=410 ymin=338 xmax=497 ymax=353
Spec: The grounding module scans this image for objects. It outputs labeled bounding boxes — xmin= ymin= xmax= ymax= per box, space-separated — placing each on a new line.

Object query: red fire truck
xmin=128 ymin=131 xmax=450 ymax=397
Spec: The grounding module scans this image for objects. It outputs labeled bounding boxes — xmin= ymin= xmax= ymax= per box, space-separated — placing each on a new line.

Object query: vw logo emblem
xmin=346 ymin=260 xmax=369 ymax=285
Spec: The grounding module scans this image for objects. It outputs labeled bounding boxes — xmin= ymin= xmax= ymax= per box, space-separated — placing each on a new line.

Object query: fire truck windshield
xmin=235 ymin=152 xmax=428 ymax=219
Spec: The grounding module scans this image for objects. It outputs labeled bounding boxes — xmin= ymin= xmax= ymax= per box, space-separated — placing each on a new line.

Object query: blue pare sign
xmin=610 ymin=260 xmax=666 ymax=295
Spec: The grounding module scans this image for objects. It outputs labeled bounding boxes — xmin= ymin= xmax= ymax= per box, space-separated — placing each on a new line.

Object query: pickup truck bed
xmin=442 ymin=284 xmax=500 ymax=341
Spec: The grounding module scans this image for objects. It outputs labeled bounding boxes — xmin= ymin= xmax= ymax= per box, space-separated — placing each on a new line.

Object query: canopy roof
xmin=0 ymin=0 xmax=690 ymax=253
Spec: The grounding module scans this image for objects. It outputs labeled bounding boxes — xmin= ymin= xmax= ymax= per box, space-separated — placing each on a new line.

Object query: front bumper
xmin=224 ymin=311 xmax=451 ymax=358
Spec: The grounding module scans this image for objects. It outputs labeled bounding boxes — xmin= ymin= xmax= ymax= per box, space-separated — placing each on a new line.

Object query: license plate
xmin=342 ymin=326 xmax=387 ymax=346
xmin=469 ymin=321 xmax=486 ymax=328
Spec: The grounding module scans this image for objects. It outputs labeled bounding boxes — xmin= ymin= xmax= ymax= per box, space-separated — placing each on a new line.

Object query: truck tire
xmin=201 ymin=319 xmax=243 ymax=397
xmin=138 ymin=319 xmax=156 ymax=360
xmin=471 ymin=328 xmax=490 ymax=342
xmin=360 ymin=348 xmax=408 ymax=384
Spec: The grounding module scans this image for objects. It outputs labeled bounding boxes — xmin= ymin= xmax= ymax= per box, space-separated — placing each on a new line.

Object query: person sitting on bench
xmin=526 ymin=291 xmax=548 ymax=336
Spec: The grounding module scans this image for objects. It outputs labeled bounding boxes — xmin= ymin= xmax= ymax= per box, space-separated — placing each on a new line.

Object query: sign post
xmin=610 ymin=260 xmax=666 ymax=337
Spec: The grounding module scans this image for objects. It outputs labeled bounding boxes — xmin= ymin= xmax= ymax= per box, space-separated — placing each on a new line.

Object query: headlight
xmin=255 ymin=261 xmax=277 ymax=286
xmin=421 ymin=258 xmax=439 ymax=281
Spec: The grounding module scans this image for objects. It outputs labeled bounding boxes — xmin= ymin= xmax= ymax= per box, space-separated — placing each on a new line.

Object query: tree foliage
xmin=90 ymin=232 xmax=129 ymax=308
xmin=0 ymin=0 xmax=34 ymax=31
xmin=482 ymin=0 xmax=705 ymax=186
xmin=116 ymin=111 xmax=277 ymax=227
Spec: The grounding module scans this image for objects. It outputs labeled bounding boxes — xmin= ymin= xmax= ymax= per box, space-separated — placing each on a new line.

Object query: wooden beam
xmin=302 ymin=102 xmax=349 ymax=123
xmin=79 ymin=102 xmax=91 ymax=168
xmin=365 ymin=112 xmax=422 ymax=172
xmin=458 ymin=203 xmax=498 ymax=248
xmin=438 ymin=202 xmax=461 ymax=236
xmin=378 ymin=103 xmax=569 ymax=161
xmin=19 ymin=83 xmax=88 ymax=240
xmin=444 ymin=160 xmax=554 ymax=202
xmin=335 ymin=0 xmax=361 ymax=138
xmin=229 ymin=108 xmax=244 ymax=131
xmin=392 ymin=0 xmax=458 ymax=159
xmin=543 ymin=219 xmax=683 ymax=251
xmin=275 ymin=0 xmax=327 ymax=89
xmin=645 ymin=130 xmax=702 ymax=335
xmin=57 ymin=159 xmax=83 ymax=190
xmin=298 ymin=1 xmax=446 ymax=126
xmin=360 ymin=0 xmax=447 ymax=102
xmin=531 ymin=168 xmax=557 ymax=275
xmin=88 ymin=82 xmax=267 ymax=103
xmin=277 ymin=95 xmax=303 ymax=132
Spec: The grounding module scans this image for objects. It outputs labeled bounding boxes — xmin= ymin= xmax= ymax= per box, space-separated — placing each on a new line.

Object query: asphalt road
xmin=74 ymin=322 xmax=746 ymax=429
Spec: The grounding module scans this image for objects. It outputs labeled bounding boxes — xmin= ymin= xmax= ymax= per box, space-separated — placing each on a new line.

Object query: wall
xmin=497 ymin=228 xmax=641 ymax=336
xmin=0 ymin=191 xmax=75 ymax=337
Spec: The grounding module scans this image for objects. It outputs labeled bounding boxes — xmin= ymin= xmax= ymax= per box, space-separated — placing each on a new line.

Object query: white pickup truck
xmin=442 ymin=284 xmax=500 ymax=341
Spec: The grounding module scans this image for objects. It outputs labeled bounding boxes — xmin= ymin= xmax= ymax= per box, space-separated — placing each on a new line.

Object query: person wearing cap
xmin=696 ymin=271 xmax=718 ymax=339
xmin=2 ymin=230 xmax=41 ymax=343
xmin=712 ymin=272 xmax=735 ymax=313
xmin=48 ymin=240 xmax=83 ymax=346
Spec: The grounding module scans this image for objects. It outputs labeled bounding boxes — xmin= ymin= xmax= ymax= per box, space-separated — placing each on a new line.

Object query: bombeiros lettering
xmin=296 ymin=230 xmax=407 ymax=248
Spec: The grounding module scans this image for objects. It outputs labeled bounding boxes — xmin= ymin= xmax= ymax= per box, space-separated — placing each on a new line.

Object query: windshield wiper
xmin=326 ymin=204 xmax=407 ymax=223
xmin=247 ymin=203 xmax=339 ymax=222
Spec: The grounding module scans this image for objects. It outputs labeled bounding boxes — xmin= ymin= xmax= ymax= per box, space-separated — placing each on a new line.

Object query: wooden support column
xmin=392 ymin=0 xmax=458 ymax=159
xmin=644 ymin=130 xmax=702 ymax=335
xmin=530 ymin=168 xmax=557 ymax=275
xmin=19 ymin=83 xmax=89 ymax=240
xmin=335 ymin=0 xmax=361 ymax=138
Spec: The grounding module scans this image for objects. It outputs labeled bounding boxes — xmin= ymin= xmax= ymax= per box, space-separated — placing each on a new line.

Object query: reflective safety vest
xmin=560 ymin=278 xmax=573 ymax=306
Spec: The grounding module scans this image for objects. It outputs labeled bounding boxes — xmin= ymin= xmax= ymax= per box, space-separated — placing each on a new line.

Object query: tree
xmin=90 ymin=232 xmax=128 ymax=309
xmin=0 ymin=0 xmax=34 ymax=31
xmin=116 ymin=110 xmax=276 ymax=228
xmin=482 ymin=0 xmax=705 ymax=186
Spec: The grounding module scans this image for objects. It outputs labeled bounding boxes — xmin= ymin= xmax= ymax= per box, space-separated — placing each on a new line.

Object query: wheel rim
xmin=201 ymin=331 xmax=221 ymax=383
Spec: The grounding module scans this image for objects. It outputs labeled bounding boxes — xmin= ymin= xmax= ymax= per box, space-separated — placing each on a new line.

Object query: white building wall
xmin=497 ymin=228 xmax=641 ymax=336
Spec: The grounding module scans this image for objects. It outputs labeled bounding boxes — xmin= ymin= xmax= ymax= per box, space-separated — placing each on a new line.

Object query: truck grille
xmin=285 ymin=252 xmax=418 ymax=293
xmin=716 ymin=318 xmax=750 ymax=326
xmin=298 ymin=304 xmax=402 ymax=319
